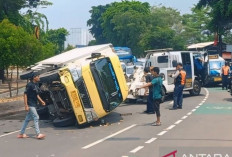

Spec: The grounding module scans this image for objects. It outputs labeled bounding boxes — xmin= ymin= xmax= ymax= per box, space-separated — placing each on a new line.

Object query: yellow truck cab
xmin=20 ymin=44 xmax=128 ymax=127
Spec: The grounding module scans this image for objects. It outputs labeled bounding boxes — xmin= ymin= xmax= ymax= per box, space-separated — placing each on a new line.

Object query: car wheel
xmin=189 ymin=80 xmax=201 ymax=96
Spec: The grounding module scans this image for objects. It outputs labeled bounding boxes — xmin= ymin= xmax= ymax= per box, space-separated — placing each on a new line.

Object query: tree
xmin=139 ymin=6 xmax=185 ymax=53
xmin=0 ymin=19 xmax=45 ymax=81
xmin=196 ymin=0 xmax=232 ymax=33
xmin=182 ymin=7 xmax=213 ymax=44
xmin=44 ymin=28 xmax=69 ymax=54
xmin=196 ymin=0 xmax=232 ymax=55
xmin=87 ymin=4 xmax=111 ymax=44
xmin=101 ymin=1 xmax=150 ymax=56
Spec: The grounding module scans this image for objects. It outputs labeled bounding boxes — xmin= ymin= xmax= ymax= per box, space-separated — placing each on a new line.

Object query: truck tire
xmin=40 ymin=70 xmax=60 ymax=83
xmin=189 ymin=80 xmax=201 ymax=96
xmin=53 ymin=116 xmax=76 ymax=127
xmin=161 ymin=86 xmax=166 ymax=103
xmin=20 ymin=70 xmax=33 ymax=80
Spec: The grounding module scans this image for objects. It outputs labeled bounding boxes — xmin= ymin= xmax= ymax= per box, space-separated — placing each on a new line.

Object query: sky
xmin=38 ymin=0 xmax=200 ymax=30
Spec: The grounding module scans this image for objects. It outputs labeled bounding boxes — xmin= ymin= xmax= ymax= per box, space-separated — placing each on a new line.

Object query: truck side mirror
xmin=172 ymin=60 xmax=177 ymax=67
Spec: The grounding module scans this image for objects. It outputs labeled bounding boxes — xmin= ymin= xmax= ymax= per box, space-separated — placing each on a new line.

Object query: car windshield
xmin=91 ymin=58 xmax=122 ymax=112
xmin=209 ymin=61 xmax=224 ymax=70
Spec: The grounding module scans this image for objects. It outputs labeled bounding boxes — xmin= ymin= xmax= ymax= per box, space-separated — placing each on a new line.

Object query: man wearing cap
xmin=18 ymin=72 xmax=46 ymax=139
xmin=169 ymin=63 xmax=186 ymax=110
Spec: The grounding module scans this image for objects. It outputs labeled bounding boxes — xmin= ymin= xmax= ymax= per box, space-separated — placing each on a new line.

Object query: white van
xmin=127 ymin=49 xmax=202 ymax=102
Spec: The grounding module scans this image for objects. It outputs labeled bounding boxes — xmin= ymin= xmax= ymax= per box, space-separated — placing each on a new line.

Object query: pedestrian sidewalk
xmin=0 ymin=80 xmax=26 ymax=117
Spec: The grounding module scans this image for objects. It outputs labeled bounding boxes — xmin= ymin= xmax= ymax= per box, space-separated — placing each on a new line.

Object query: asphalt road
xmin=0 ymin=86 xmax=232 ymax=157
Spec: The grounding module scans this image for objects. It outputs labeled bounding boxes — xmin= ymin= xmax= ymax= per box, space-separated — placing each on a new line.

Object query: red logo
xmin=162 ymin=150 xmax=177 ymax=157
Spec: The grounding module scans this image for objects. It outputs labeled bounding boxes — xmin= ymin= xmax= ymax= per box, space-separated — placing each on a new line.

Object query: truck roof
xmin=37 ymin=44 xmax=113 ymax=66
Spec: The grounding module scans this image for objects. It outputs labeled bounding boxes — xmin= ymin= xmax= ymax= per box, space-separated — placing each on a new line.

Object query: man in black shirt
xmin=18 ymin=72 xmax=46 ymax=139
xmin=144 ymin=67 xmax=154 ymax=114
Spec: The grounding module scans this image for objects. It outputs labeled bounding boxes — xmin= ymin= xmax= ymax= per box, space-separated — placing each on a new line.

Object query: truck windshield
xmin=90 ymin=58 xmax=122 ymax=112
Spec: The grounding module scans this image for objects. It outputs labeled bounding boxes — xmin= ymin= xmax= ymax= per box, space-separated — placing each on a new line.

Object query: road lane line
xmin=174 ymin=120 xmax=182 ymax=125
xmin=195 ymin=106 xmax=200 ymax=109
xmin=145 ymin=138 xmax=157 ymax=144
xmin=181 ymin=116 xmax=188 ymax=120
xmin=82 ymin=124 xmax=137 ymax=149
xmin=192 ymin=109 xmax=196 ymax=112
xmin=187 ymin=112 xmax=192 ymax=116
xmin=201 ymin=100 xmax=205 ymax=103
xmin=166 ymin=125 xmax=175 ymax=130
xmin=0 ymin=127 xmax=32 ymax=138
xmin=169 ymin=101 xmax=173 ymax=105
xmin=157 ymin=131 xmax=167 ymax=136
xmin=130 ymin=146 xmax=144 ymax=153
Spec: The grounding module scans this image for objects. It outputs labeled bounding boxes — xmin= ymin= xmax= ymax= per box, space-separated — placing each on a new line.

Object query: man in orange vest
xmin=169 ymin=63 xmax=186 ymax=110
xmin=221 ymin=62 xmax=230 ymax=90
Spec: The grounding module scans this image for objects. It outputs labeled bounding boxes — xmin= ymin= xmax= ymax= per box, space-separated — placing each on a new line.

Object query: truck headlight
xmin=85 ymin=111 xmax=93 ymax=122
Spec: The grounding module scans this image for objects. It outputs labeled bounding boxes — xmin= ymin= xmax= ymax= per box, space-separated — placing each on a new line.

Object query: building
xmin=65 ymin=28 xmax=94 ymax=48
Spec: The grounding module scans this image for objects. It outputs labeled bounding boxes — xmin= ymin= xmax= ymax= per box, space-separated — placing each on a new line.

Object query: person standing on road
xmin=221 ymin=62 xmax=230 ymax=90
xmin=143 ymin=67 xmax=154 ymax=114
xmin=17 ymin=72 xmax=46 ymax=139
xmin=136 ymin=67 xmax=162 ymax=126
xmin=169 ymin=62 xmax=186 ymax=110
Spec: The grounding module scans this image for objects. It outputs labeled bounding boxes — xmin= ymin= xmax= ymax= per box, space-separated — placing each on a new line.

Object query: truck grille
xmin=75 ymin=77 xmax=93 ymax=108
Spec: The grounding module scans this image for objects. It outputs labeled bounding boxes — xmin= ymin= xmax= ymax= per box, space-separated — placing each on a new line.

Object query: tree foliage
xmin=101 ymin=1 xmax=150 ymax=56
xmin=182 ymin=7 xmax=213 ymax=44
xmin=0 ymin=19 xmax=44 ymax=69
xmin=87 ymin=4 xmax=111 ymax=44
xmin=196 ymin=0 xmax=232 ymax=33
xmin=44 ymin=28 xmax=69 ymax=54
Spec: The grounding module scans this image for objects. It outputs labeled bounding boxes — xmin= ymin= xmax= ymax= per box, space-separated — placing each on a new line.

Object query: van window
xmin=158 ymin=56 xmax=168 ymax=63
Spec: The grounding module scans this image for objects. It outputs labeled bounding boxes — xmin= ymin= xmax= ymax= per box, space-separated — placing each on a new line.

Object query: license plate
xmin=214 ymin=77 xmax=222 ymax=82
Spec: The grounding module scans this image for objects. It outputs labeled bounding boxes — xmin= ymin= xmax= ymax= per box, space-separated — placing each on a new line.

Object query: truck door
xmin=181 ymin=52 xmax=193 ymax=88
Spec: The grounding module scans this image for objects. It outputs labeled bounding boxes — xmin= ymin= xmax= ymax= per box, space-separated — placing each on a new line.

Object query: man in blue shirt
xmin=136 ymin=67 xmax=162 ymax=126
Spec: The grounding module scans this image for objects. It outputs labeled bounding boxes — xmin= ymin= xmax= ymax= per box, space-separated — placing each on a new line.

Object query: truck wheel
xmin=40 ymin=70 xmax=59 ymax=83
xmin=161 ymin=86 xmax=166 ymax=103
xmin=53 ymin=116 xmax=76 ymax=127
xmin=189 ymin=80 xmax=201 ymax=96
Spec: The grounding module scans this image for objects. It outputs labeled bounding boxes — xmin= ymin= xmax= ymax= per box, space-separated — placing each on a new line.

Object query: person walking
xmin=17 ymin=72 xmax=46 ymax=139
xmin=136 ymin=67 xmax=162 ymax=126
xmin=169 ymin=62 xmax=186 ymax=110
xmin=221 ymin=62 xmax=230 ymax=90
xmin=143 ymin=67 xmax=154 ymax=114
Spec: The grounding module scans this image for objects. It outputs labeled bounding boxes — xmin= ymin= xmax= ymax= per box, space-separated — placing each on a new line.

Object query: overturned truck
xmin=20 ymin=44 xmax=128 ymax=127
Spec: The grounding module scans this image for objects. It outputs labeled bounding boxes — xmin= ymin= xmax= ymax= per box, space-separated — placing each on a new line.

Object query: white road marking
xmin=166 ymin=125 xmax=175 ymax=130
xmin=145 ymin=138 xmax=157 ymax=144
xmin=0 ymin=127 xmax=32 ymax=138
xmin=174 ymin=120 xmax=182 ymax=125
xmin=192 ymin=109 xmax=196 ymax=112
xmin=195 ymin=106 xmax=200 ymax=109
xmin=201 ymin=100 xmax=205 ymax=103
xmin=169 ymin=101 xmax=173 ymax=105
xmin=187 ymin=112 xmax=192 ymax=116
xmin=181 ymin=116 xmax=188 ymax=120
xmin=157 ymin=131 xmax=167 ymax=136
xmin=82 ymin=124 xmax=137 ymax=149
xmin=130 ymin=146 xmax=144 ymax=153
xmin=122 ymin=156 xmax=128 ymax=157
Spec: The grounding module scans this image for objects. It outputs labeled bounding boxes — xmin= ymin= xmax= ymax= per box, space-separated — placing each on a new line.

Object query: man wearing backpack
xmin=169 ymin=62 xmax=186 ymax=110
xmin=136 ymin=67 xmax=162 ymax=126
